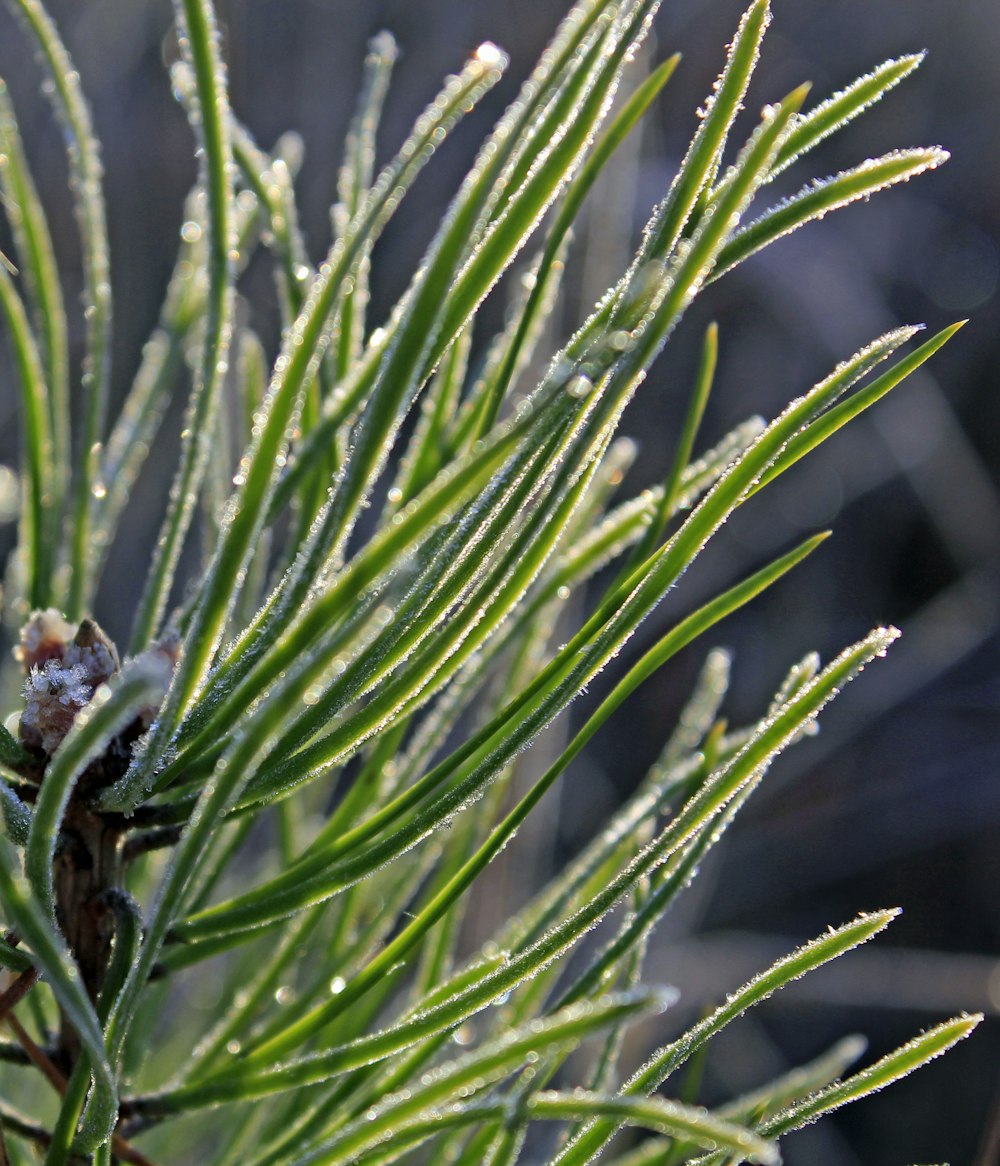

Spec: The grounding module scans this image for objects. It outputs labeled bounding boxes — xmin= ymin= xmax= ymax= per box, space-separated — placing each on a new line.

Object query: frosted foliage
xmin=0 ymin=0 xmax=976 ymax=1161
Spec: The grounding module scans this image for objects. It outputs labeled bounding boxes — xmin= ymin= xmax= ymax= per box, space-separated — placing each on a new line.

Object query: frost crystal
xmin=21 ymin=659 xmax=94 ymax=755
xmin=16 ymin=611 xmax=121 ymax=755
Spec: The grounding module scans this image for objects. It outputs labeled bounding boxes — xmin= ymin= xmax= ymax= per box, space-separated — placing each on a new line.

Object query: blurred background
xmin=0 ymin=0 xmax=996 ymax=1162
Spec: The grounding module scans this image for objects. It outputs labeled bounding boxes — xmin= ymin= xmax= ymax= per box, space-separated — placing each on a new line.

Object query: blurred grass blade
xmin=129 ymin=0 xmax=236 ymax=653
xmin=0 ymin=265 xmax=56 ymax=609
xmin=768 ymin=54 xmax=925 ymax=181
xmin=166 ymin=322 xmax=904 ymax=920
xmin=0 ymin=1 xmax=973 ymax=1158
xmin=0 ymin=78 xmax=69 ymax=537
xmin=243 ymin=2 xmax=665 ymax=655
xmin=663 ymin=1035 xmax=868 ymax=1163
xmin=660 ymin=647 xmax=732 ymax=770
xmin=639 ymin=0 xmax=770 ymax=265
xmin=720 ymin=1034 xmax=869 ymax=1124
xmin=300 ymin=1091 xmax=777 ymax=1166
xmin=135 ymin=989 xmax=665 ymax=1116
xmin=690 ymin=1015 xmax=982 ymax=1165
xmin=93 ymin=177 xmax=265 ymax=575
xmin=261 ymin=45 xmax=514 ymax=519
xmin=393 ymin=326 xmax=474 ymax=502
xmin=552 ymin=910 xmax=899 ymax=1166
xmin=467 ymin=51 xmax=682 ymax=441
xmin=332 ymin=31 xmax=397 ymax=379
xmin=105 ymin=378 xmax=573 ymax=810
xmin=758 ymin=1015 xmax=982 ymax=1138
xmin=570 ymin=83 xmax=810 ymax=424
xmin=555 ymin=776 xmax=760 ymax=1011
xmin=753 ymin=321 xmax=964 ymax=493
xmin=173 ymin=625 xmax=898 ymax=1063
xmin=0 ymin=934 xmax=32 ymax=974
xmin=119 ymin=45 xmax=512 ymax=807
xmin=713 ymin=147 xmax=949 ymax=280
xmin=614 ymin=320 xmax=718 ymax=585
xmin=7 ymin=0 xmax=112 ymax=620
xmin=528 ymin=1092 xmax=776 ymax=1166
xmin=223 ymin=534 xmax=825 ymax=1056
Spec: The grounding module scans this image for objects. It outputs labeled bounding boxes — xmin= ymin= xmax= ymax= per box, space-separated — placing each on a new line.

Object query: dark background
xmin=0 ymin=1 xmax=996 ymax=1163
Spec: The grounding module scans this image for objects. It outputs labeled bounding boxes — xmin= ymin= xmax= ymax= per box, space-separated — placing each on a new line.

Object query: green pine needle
xmin=0 ymin=1 xmax=975 ymax=1162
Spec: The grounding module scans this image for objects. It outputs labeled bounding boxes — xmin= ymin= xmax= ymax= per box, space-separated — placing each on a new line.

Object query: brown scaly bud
xmin=15 ymin=608 xmax=76 ymax=671
xmin=64 ymin=618 xmax=120 ymax=689
xmin=18 ymin=614 xmax=121 ymax=757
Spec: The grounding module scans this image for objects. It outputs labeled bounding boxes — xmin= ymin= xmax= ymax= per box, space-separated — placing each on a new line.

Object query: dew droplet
xmin=452 ymin=1023 xmax=475 ymax=1046
xmin=474 ymin=41 xmax=505 ymax=68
